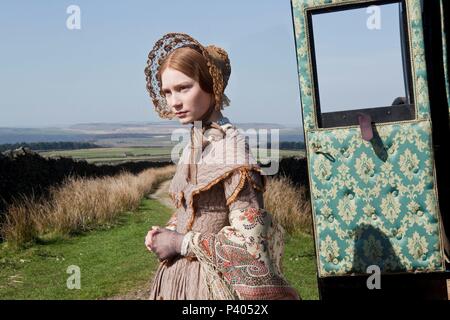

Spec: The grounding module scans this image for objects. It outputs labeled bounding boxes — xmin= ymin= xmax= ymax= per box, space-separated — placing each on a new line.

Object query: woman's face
xmin=161 ymin=67 xmax=212 ymax=124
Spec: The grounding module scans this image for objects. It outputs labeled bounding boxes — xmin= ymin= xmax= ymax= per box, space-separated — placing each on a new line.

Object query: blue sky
xmin=0 ymin=1 xmax=407 ymax=128
xmin=0 ymin=0 xmax=302 ymax=127
xmin=312 ymin=3 xmax=406 ymax=111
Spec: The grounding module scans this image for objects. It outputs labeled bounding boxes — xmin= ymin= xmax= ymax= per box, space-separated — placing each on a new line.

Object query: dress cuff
xmin=180 ymin=231 xmax=194 ymax=256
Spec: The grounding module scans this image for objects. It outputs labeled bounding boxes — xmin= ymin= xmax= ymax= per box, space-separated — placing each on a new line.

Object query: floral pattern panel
xmin=291 ymin=0 xmax=445 ymax=277
xmin=307 ymin=119 xmax=445 ymax=276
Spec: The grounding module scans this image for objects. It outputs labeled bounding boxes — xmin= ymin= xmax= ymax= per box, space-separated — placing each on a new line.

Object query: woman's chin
xmin=178 ymin=117 xmax=192 ymax=125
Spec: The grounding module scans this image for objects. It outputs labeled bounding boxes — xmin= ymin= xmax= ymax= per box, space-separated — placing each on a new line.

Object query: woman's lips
xmin=176 ymin=111 xmax=188 ymax=118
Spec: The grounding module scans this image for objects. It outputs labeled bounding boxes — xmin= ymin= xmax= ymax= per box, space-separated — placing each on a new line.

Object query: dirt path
xmin=102 ymin=179 xmax=173 ymax=300
xmin=148 ymin=179 xmax=175 ymax=210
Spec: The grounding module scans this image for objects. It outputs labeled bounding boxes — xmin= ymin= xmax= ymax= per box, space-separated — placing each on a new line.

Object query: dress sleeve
xmin=181 ymin=167 xmax=299 ymax=300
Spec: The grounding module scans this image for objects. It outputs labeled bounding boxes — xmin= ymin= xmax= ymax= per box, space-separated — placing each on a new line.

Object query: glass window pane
xmin=309 ymin=1 xmax=412 ymax=123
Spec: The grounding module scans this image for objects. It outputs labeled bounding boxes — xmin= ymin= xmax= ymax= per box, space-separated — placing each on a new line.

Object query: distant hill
xmin=0 ymin=121 xmax=304 ymax=145
xmin=0 ymin=141 xmax=101 ymax=152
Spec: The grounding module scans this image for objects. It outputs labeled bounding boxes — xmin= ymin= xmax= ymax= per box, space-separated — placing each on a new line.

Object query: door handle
xmin=357 ymin=112 xmax=373 ymax=141
xmin=312 ymin=143 xmax=335 ymax=162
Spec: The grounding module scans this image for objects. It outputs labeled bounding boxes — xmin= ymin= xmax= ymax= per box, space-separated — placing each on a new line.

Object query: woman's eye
xmin=164 ymin=91 xmax=171 ymax=97
xmin=180 ymin=86 xmax=190 ymax=92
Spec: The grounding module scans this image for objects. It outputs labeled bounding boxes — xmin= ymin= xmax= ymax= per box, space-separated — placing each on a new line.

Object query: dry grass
xmin=264 ymin=176 xmax=312 ymax=235
xmin=1 ymin=166 xmax=175 ymax=247
xmin=2 ymin=166 xmax=311 ymax=247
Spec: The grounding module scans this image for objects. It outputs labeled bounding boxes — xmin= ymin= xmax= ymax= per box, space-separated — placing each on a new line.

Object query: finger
xmin=146 ymin=229 xmax=160 ymax=246
xmin=145 ymin=231 xmax=155 ymax=242
xmin=145 ymin=237 xmax=153 ymax=252
xmin=150 ymin=229 xmax=160 ymax=236
xmin=146 ymin=230 xmax=156 ymax=242
xmin=147 ymin=229 xmax=159 ymax=237
xmin=145 ymin=232 xmax=157 ymax=249
xmin=148 ymin=230 xmax=160 ymax=246
xmin=149 ymin=229 xmax=161 ymax=238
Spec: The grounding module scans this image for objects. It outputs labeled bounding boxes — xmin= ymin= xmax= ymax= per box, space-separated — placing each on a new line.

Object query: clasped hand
xmin=145 ymin=227 xmax=184 ymax=261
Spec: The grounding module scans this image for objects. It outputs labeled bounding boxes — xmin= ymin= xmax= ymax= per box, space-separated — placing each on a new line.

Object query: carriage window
xmin=308 ymin=0 xmax=414 ymax=128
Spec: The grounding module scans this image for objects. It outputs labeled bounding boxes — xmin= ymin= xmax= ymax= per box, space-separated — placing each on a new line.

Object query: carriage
xmin=290 ymin=0 xmax=450 ymax=299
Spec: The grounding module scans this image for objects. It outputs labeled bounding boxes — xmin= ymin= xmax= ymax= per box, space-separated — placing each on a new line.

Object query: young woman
xmin=144 ymin=33 xmax=300 ymax=300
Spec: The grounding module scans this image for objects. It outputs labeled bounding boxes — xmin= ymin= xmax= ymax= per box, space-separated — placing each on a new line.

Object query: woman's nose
xmin=169 ymin=93 xmax=182 ymax=109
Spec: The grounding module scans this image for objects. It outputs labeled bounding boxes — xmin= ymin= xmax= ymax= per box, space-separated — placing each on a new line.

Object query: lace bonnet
xmin=144 ymin=32 xmax=231 ymax=119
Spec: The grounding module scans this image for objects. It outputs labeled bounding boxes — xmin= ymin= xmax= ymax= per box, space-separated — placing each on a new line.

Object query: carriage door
xmin=291 ymin=0 xmax=447 ymax=298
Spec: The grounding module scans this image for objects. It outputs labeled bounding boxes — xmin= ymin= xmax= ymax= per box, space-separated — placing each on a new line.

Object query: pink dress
xmin=149 ymin=122 xmax=300 ymax=300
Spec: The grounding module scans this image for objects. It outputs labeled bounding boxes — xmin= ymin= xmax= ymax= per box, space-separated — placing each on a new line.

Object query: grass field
xmin=0 ymin=198 xmax=318 ymax=300
xmin=283 ymin=231 xmax=319 ymax=299
xmin=39 ymin=147 xmax=305 ymax=164
xmin=39 ymin=147 xmax=175 ymax=163
xmin=0 ymin=199 xmax=170 ymax=299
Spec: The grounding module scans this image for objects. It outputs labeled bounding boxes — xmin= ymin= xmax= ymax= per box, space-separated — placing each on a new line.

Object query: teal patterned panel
xmin=291 ymin=0 xmax=445 ymax=277
xmin=307 ymin=119 xmax=445 ymax=277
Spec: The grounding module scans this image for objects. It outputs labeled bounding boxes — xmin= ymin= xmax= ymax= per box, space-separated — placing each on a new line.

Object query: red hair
xmin=157 ymin=47 xmax=214 ymax=95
